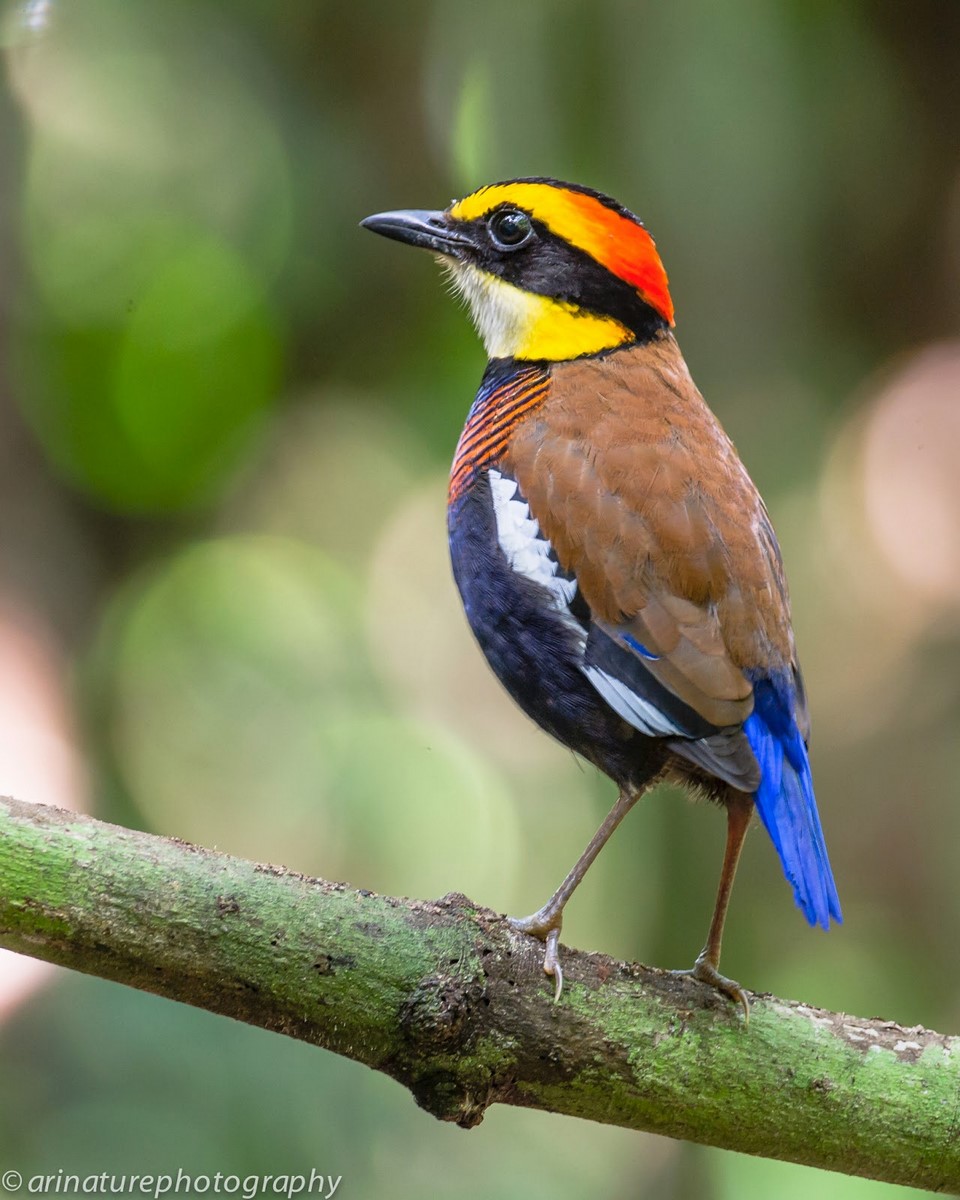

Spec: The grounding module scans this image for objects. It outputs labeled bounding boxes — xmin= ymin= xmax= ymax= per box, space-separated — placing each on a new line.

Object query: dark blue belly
xmin=447 ymin=473 xmax=664 ymax=790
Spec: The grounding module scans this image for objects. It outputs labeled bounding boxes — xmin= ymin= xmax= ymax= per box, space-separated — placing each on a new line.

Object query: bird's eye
xmin=488 ymin=209 xmax=534 ymax=250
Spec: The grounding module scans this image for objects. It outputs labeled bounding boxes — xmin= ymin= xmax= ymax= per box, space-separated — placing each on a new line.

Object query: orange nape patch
xmin=449 ymin=181 xmax=675 ymax=326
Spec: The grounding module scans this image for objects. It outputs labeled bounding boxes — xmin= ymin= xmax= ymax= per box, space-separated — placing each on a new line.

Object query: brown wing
xmin=502 ymin=333 xmax=796 ymax=740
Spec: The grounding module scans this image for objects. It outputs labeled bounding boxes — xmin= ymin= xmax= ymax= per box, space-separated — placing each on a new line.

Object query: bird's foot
xmin=508 ymin=909 xmax=564 ymax=1002
xmin=673 ymin=952 xmax=750 ymax=1022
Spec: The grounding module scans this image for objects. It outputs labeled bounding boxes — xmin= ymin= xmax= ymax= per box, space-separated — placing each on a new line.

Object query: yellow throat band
xmin=445 ymin=261 xmax=632 ymax=361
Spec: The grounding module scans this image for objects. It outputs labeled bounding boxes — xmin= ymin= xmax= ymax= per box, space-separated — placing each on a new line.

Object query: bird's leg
xmin=509 ymin=788 xmax=640 ymax=1001
xmin=678 ymin=795 xmax=753 ymax=1020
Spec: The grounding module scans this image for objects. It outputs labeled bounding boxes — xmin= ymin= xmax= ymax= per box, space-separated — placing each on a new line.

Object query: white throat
xmin=438 ymin=257 xmax=631 ymax=361
xmin=440 ymin=259 xmax=543 ymax=359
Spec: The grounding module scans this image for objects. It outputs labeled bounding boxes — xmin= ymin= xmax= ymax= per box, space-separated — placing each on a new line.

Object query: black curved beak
xmin=360 ymin=209 xmax=472 ymax=256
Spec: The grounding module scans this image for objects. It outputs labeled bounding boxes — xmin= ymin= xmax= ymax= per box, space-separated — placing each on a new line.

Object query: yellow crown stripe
xmin=451 ymin=181 xmax=598 ymax=228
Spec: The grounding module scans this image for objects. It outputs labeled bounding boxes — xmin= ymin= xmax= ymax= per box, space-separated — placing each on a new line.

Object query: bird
xmin=361 ymin=177 xmax=841 ymax=1015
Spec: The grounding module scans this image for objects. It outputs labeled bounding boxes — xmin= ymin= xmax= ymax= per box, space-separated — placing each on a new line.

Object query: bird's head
xmin=362 ymin=178 xmax=674 ymax=362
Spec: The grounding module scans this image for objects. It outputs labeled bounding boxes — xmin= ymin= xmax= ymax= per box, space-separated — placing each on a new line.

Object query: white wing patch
xmin=488 ymin=469 xmax=578 ymax=613
xmin=487 ymin=467 xmax=684 ymax=740
xmin=582 ymin=665 xmax=685 ymax=737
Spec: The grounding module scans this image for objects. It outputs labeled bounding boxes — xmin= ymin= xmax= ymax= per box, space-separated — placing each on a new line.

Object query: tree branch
xmin=0 ymin=795 xmax=957 ymax=1191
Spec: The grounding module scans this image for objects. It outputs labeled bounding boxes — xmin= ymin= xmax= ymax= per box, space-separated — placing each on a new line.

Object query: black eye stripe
xmin=452 ymin=207 xmax=668 ymax=343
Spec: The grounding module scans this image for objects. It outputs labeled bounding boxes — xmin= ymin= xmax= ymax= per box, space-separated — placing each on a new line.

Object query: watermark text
xmin=1 ymin=1170 xmax=342 ymax=1199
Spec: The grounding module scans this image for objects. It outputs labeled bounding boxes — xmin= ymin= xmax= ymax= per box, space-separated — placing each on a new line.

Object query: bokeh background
xmin=0 ymin=1 xmax=959 ymax=1196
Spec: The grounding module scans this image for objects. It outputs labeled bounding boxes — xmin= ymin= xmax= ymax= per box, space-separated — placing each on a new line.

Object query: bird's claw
xmin=509 ymin=911 xmax=565 ymax=1001
xmin=673 ymin=954 xmax=750 ymax=1022
xmin=543 ymin=927 xmax=563 ymax=1002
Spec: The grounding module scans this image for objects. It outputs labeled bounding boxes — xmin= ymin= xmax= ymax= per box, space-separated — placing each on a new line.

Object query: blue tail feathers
xmin=743 ymin=674 xmax=842 ymax=930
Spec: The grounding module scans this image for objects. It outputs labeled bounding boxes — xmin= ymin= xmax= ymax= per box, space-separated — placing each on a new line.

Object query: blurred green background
xmin=0 ymin=1 xmax=959 ymax=1196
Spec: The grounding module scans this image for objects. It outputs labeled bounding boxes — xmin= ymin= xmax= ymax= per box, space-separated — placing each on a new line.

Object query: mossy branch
xmin=0 ymin=795 xmax=957 ymax=1191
